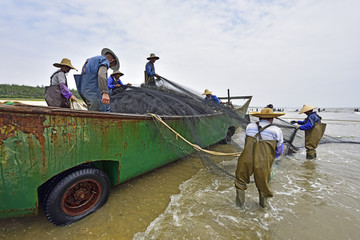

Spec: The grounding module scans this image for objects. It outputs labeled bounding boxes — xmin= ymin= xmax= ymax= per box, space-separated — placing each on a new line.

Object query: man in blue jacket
xmin=291 ymin=105 xmax=326 ymax=159
xmin=202 ymin=89 xmax=220 ymax=104
xmin=144 ymin=53 xmax=160 ymax=85
xmin=75 ymin=48 xmax=119 ymax=112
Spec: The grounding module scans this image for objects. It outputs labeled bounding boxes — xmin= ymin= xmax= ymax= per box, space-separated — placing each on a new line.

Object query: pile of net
xmin=110 ymin=77 xmax=247 ymax=124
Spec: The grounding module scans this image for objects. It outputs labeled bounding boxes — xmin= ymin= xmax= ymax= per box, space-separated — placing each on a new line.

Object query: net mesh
xmin=110 ymin=77 xmax=245 ymax=121
xmin=270 ymin=117 xmax=360 ymax=156
xmin=109 ymin=77 xmax=360 ymax=178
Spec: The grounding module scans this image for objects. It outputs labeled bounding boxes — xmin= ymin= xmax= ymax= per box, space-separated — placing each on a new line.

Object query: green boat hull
xmin=0 ymin=104 xmax=241 ymax=219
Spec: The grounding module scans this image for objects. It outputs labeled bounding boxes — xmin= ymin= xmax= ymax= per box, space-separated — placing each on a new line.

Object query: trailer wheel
xmin=44 ymin=167 xmax=110 ymax=226
xmin=39 ymin=163 xmax=95 ymax=210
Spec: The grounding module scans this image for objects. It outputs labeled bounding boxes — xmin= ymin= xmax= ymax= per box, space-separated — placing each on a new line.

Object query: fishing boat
xmin=0 ymin=97 xmax=251 ymax=226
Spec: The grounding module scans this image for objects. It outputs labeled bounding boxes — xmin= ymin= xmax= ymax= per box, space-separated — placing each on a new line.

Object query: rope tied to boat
xmin=149 ymin=113 xmax=241 ymax=157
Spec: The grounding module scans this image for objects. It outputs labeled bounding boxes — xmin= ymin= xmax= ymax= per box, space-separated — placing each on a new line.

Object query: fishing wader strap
xmin=235 ymin=122 xmax=277 ymax=197
xmin=255 ymin=122 xmax=273 ymax=141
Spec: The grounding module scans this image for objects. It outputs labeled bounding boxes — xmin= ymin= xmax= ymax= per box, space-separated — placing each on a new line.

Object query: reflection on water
xmin=1 ymin=111 xmax=360 ymax=240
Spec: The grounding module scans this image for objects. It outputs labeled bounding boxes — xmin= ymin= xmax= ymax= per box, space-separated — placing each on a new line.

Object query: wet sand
xmin=0 ymin=143 xmax=235 ymax=240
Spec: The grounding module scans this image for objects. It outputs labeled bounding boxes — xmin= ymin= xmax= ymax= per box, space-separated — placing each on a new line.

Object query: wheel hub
xmin=61 ymin=179 xmax=102 ymax=216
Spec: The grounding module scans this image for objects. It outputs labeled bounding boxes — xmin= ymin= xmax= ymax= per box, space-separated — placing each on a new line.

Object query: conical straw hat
xmin=299 ymin=105 xmax=317 ymax=114
xmin=53 ymin=58 xmax=77 ymax=71
xmin=202 ymin=89 xmax=212 ymax=95
xmin=250 ymin=108 xmax=285 ymax=118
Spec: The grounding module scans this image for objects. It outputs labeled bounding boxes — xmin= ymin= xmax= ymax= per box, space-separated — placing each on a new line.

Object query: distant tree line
xmin=0 ymin=84 xmax=81 ymax=99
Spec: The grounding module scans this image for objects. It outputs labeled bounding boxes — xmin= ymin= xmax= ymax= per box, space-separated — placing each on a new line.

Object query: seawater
xmin=0 ymin=108 xmax=359 ymax=240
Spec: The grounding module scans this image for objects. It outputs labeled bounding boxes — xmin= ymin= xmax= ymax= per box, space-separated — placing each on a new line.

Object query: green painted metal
xmin=0 ymin=104 xmax=241 ymax=219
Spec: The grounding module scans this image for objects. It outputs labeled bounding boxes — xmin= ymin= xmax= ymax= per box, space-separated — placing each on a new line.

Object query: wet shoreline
xmin=0 ymin=143 xmax=237 ymax=240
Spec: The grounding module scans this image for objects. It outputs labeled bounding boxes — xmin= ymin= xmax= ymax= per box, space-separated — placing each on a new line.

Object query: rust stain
xmin=0 ymin=207 xmax=37 ymax=216
xmin=0 ymin=113 xmax=47 ymax=176
xmin=0 ymin=113 xmax=45 ymax=144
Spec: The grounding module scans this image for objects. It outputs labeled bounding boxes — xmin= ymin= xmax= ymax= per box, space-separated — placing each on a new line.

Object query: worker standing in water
xmin=291 ymin=105 xmax=326 ymax=159
xmin=235 ymin=108 xmax=285 ymax=208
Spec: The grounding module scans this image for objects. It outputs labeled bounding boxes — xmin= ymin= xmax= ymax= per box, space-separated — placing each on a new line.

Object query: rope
xmin=149 ymin=113 xmax=241 ymax=157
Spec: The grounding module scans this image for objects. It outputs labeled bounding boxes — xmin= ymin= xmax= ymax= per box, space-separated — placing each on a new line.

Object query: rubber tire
xmin=44 ymin=167 xmax=110 ymax=226
xmin=39 ymin=163 xmax=94 ymax=210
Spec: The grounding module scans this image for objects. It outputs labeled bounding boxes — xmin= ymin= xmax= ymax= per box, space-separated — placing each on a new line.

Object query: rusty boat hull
xmin=0 ymin=103 xmax=246 ymax=222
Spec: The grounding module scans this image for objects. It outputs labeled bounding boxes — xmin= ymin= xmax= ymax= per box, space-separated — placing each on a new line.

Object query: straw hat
xmin=299 ymin=105 xmax=317 ymax=114
xmin=111 ymin=70 xmax=124 ymax=77
xmin=202 ymin=89 xmax=212 ymax=95
xmin=250 ymin=108 xmax=285 ymax=118
xmin=147 ymin=53 xmax=160 ymax=60
xmin=101 ymin=48 xmax=120 ymax=70
xmin=53 ymin=58 xmax=77 ymax=71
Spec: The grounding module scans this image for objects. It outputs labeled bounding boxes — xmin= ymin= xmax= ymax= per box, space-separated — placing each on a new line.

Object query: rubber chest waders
xmin=235 ymin=123 xmax=277 ymax=198
xmin=305 ymin=121 xmax=326 ymax=159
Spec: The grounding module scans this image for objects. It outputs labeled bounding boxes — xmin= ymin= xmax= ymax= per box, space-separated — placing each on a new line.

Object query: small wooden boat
xmin=0 ymin=97 xmax=251 ymax=226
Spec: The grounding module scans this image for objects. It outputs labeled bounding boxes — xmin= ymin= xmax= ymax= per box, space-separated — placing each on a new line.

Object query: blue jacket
xmin=145 ymin=62 xmax=156 ymax=77
xmin=108 ymin=76 xmax=124 ymax=89
xmin=74 ymin=55 xmax=110 ymax=112
xmin=204 ymin=95 xmax=220 ymax=104
xmin=297 ymin=112 xmax=321 ymax=130
xmin=84 ymin=55 xmax=110 ymax=74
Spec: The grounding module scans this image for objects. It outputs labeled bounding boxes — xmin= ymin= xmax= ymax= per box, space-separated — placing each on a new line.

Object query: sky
xmin=0 ymin=0 xmax=359 ymax=107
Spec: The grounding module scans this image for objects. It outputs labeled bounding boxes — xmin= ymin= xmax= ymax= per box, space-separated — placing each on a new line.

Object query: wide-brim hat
xmin=147 ymin=53 xmax=160 ymax=60
xmin=299 ymin=105 xmax=317 ymax=114
xmin=111 ymin=70 xmax=124 ymax=77
xmin=53 ymin=58 xmax=78 ymax=71
xmin=202 ymin=89 xmax=212 ymax=95
xmin=101 ymin=48 xmax=120 ymax=70
xmin=250 ymin=108 xmax=285 ymax=118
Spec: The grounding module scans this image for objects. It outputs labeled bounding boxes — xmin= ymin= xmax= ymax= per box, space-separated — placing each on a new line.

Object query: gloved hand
xmin=296 ymin=125 xmax=300 ymax=130
xmin=290 ymin=120 xmax=297 ymax=124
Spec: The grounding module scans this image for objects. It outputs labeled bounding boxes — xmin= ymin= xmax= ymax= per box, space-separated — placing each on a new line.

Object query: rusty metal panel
xmin=0 ymin=104 xmax=238 ymax=219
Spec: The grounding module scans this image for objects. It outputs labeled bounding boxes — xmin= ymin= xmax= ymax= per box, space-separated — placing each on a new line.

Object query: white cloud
xmin=0 ymin=0 xmax=359 ymax=107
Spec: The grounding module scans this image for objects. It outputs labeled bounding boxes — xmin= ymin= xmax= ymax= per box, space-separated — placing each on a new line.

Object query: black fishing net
xmin=110 ymin=77 xmax=247 ymax=122
xmin=109 ymin=77 xmax=360 ymax=178
xmin=269 ymin=117 xmax=360 ymax=156
xmin=109 ymin=77 xmax=250 ymax=177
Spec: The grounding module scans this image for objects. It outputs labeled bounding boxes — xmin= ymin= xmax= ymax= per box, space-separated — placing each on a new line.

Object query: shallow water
xmin=1 ymin=109 xmax=359 ymax=240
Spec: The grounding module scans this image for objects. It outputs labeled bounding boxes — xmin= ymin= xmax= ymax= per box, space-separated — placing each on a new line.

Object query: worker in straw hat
xmin=74 ymin=48 xmax=119 ymax=112
xmin=144 ymin=53 xmax=161 ymax=85
xmin=45 ymin=58 xmax=78 ymax=108
xmin=291 ymin=105 xmax=326 ymax=159
xmin=108 ymin=70 xmax=131 ymax=94
xmin=106 ymin=70 xmax=132 ymax=112
xmin=202 ymin=89 xmax=220 ymax=104
xmin=235 ymin=107 xmax=285 ymax=208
